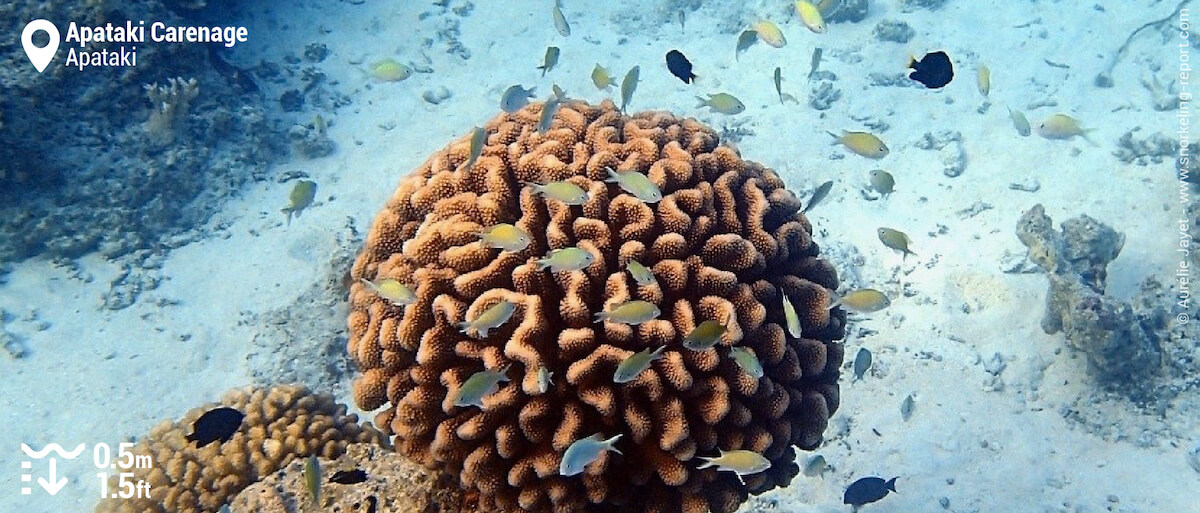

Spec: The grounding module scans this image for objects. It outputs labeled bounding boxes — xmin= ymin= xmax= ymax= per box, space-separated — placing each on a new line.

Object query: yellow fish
xmin=592 ymin=64 xmax=617 ymax=90
xmin=613 ymin=346 xmax=665 ymax=383
xmin=620 ymin=66 xmax=640 ymax=113
xmin=828 ymin=130 xmax=889 ymax=159
xmin=795 ymin=1 xmax=827 ymax=33
xmin=360 ymin=278 xmax=416 ymax=306
xmin=605 ymin=167 xmax=662 ymax=203
xmin=697 ymin=449 xmax=771 ymax=476
xmin=1008 ymin=108 xmax=1031 ymax=137
xmin=877 ymin=227 xmax=916 ymax=258
xmin=537 ymin=246 xmax=595 ymax=272
xmin=304 ymin=454 xmax=321 ymax=506
xmin=752 ymin=20 xmax=786 ymax=48
xmin=458 ymin=300 xmax=517 ymax=338
xmin=695 ymin=93 xmax=745 ymax=115
xmin=371 ymin=59 xmax=411 ymax=82
xmin=281 ymin=180 xmax=317 ymax=225
xmin=594 ymin=300 xmax=660 ymax=325
xmin=977 ymin=65 xmax=991 ymax=97
xmin=831 ymin=288 xmax=890 ymax=313
xmin=625 ymin=260 xmax=655 ymax=286
xmin=729 ymin=347 xmax=763 ymax=378
xmin=1036 ymin=114 xmax=1096 ymax=145
xmin=452 ymin=365 xmax=511 ymax=408
xmin=526 ymin=180 xmax=589 ymax=205
xmin=781 ymin=293 xmax=802 ymax=338
xmin=477 ymin=223 xmax=531 ymax=252
xmin=682 ymin=320 xmax=727 ymax=351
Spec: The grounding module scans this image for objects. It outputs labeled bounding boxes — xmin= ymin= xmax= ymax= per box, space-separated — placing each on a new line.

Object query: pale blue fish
xmin=457 ymin=300 xmax=517 ymax=338
xmin=605 ymin=167 xmax=662 ymax=203
xmin=501 ymin=85 xmax=536 ymax=113
xmin=452 ymin=364 xmax=512 ymax=408
xmin=729 ymin=347 xmax=763 ymax=378
xmin=538 ymin=98 xmax=561 ymax=134
xmin=613 ymin=345 xmax=665 ymax=383
xmin=537 ymin=246 xmax=595 ymax=272
xmin=594 ymin=300 xmax=661 ymax=325
xmin=781 ymin=293 xmax=802 ymax=338
xmin=560 ymin=433 xmax=623 ymax=476
xmin=537 ymin=366 xmax=554 ymax=394
xmin=458 ymin=126 xmax=486 ymax=172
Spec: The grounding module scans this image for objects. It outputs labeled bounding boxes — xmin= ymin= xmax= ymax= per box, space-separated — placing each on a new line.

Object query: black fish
xmin=908 ymin=51 xmax=954 ymax=89
xmin=665 ymin=50 xmax=695 ymax=84
xmin=329 ymin=469 xmax=368 ymax=484
xmin=185 ymin=407 xmax=244 ymax=447
xmin=843 ymin=476 xmax=898 ymax=507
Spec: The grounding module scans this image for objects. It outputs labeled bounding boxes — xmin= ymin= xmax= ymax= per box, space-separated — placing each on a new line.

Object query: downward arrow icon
xmin=38 ymin=459 xmax=67 ymax=495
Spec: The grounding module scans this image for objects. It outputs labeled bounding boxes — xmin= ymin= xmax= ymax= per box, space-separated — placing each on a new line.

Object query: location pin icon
xmin=22 ymin=19 xmax=60 ymax=73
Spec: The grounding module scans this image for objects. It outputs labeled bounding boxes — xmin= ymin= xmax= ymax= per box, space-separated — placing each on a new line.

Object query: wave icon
xmin=21 ymin=443 xmax=86 ymax=459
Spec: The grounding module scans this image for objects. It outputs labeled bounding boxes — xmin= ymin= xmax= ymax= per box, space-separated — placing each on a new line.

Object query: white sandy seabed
xmin=0 ymin=1 xmax=1196 ymax=512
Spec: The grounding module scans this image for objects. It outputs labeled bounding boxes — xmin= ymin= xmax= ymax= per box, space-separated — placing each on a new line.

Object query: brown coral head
xmin=348 ymin=99 xmax=845 ymax=513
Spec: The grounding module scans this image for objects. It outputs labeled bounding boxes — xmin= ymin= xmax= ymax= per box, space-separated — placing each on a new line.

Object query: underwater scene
xmin=1 ymin=0 xmax=1197 ymax=512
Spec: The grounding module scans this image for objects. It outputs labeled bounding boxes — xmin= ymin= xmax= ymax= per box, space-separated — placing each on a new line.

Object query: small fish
xmin=525 ymin=180 xmax=589 ymax=205
xmin=538 ymin=46 xmax=560 ymax=77
xmin=853 ymin=347 xmax=872 ymax=380
xmin=795 ymin=1 xmax=827 ymax=33
xmin=808 ymin=47 xmax=824 ymax=78
xmin=815 ymin=0 xmax=840 ymax=13
xmin=868 ymin=169 xmax=894 ymax=196
xmin=360 ymin=278 xmax=417 ymax=306
xmin=781 ymin=293 xmax=802 ymax=338
xmin=695 ymin=93 xmax=745 ymax=115
xmin=1036 ymin=113 xmax=1096 ymax=145
xmin=900 ymin=393 xmax=915 ymax=421
xmin=536 ymin=366 xmax=554 ymax=394
xmin=452 ymin=365 xmax=512 ymax=408
xmin=594 ymin=300 xmax=661 ymax=325
xmin=620 ymin=66 xmax=640 ymax=112
xmin=605 ymin=167 xmax=663 ymax=203
xmin=560 ymin=433 xmax=623 ymax=476
xmin=678 ymin=9 xmax=686 ymax=31
xmin=802 ymin=180 xmax=833 ymax=213
xmin=614 ymin=346 xmax=666 ymax=383
xmin=696 ymin=449 xmax=771 ymax=476
xmin=665 ymin=50 xmax=696 ymax=84
xmin=729 ymin=346 xmax=763 ymax=378
xmin=752 ymin=20 xmax=786 ymax=48
xmin=625 ymin=260 xmax=656 ymax=286
xmin=305 ymin=454 xmax=321 ymax=506
xmin=803 ymin=454 xmax=829 ymax=477
xmin=977 ymin=65 xmax=991 ymax=97
xmin=501 ymin=85 xmax=536 ymax=113
xmin=458 ymin=300 xmax=517 ymax=338
xmin=458 ymin=126 xmax=486 ymax=172
xmin=1008 ymin=107 xmax=1031 ymax=136
xmin=282 ymin=180 xmax=317 ymax=225
xmin=877 ymin=227 xmax=916 ymax=258
xmin=844 ymin=476 xmax=898 ymax=508
xmin=538 ymin=98 xmax=561 ymax=134
xmin=477 ymin=223 xmax=531 ymax=252
xmin=592 ymin=64 xmax=618 ymax=89
xmin=828 ymin=131 xmax=889 ymax=159
xmin=551 ymin=83 xmax=568 ymax=102
xmin=832 ymin=288 xmax=890 ymax=313
xmin=552 ymin=1 xmax=570 ymax=37
xmin=735 ymin=30 xmax=758 ymax=60
xmin=682 ymin=319 xmax=727 ymax=351
xmin=773 ymin=67 xmax=785 ymax=105
xmin=371 ymin=58 xmax=411 ymax=82
xmin=186 ymin=407 xmax=244 ymax=447
xmin=908 ymin=51 xmax=954 ymax=89
xmin=329 ymin=469 xmax=368 ymax=484
xmin=537 ymin=246 xmax=595 ymax=272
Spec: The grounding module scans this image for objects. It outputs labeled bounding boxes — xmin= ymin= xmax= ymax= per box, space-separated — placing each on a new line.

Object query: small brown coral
xmin=93 ymin=385 xmax=386 ymax=513
xmin=348 ymin=100 xmax=845 ymax=513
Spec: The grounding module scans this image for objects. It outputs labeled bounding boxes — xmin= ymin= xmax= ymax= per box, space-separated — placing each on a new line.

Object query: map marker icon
xmin=22 ymin=19 xmax=59 ymax=73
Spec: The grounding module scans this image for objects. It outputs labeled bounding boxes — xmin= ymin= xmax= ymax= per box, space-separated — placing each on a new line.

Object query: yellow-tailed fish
xmin=538 ymin=46 xmax=560 ymax=77
xmin=1008 ymin=107 xmax=1031 ymax=136
xmin=282 ymin=180 xmax=317 ymax=225
xmin=304 ymin=454 xmax=321 ymax=506
xmin=501 ymin=85 xmax=536 ymax=113
xmin=625 ymin=260 xmax=655 ymax=286
xmin=781 ymin=293 xmax=802 ymax=338
xmin=538 ymin=246 xmax=595 ymax=272
xmin=696 ymin=449 xmax=771 ymax=476
xmin=977 ymin=65 xmax=991 ymax=97
xmin=729 ymin=346 xmax=763 ymax=378
xmin=560 ymin=433 xmax=622 ymax=476
xmin=868 ymin=169 xmax=894 ymax=196
xmin=592 ymin=64 xmax=617 ymax=90
xmin=605 ymin=167 xmax=662 ymax=203
xmin=831 ymin=288 xmax=890 ymax=313
xmin=526 ymin=180 xmax=589 ymax=205
xmin=620 ymin=66 xmax=640 ymax=113
xmin=795 ymin=1 xmax=827 ymax=33
xmin=752 ymin=20 xmax=786 ymax=48
xmin=594 ymin=300 xmax=661 ymax=325
xmin=801 ymin=180 xmax=833 ymax=213
xmin=877 ymin=227 xmax=916 ymax=258
xmin=552 ymin=1 xmax=571 ymax=37
xmin=613 ymin=345 xmax=665 ymax=383
xmin=1036 ymin=113 xmax=1096 ymax=145
xmin=477 ymin=223 xmax=531 ymax=252
xmin=360 ymin=278 xmax=417 ymax=306
xmin=371 ymin=58 xmax=411 ymax=82
xmin=538 ymin=98 xmax=561 ymax=134
xmin=828 ymin=131 xmax=889 ymax=159
xmin=696 ymin=93 xmax=745 ymax=115
xmin=735 ymin=30 xmax=758 ymax=60
xmin=536 ymin=366 xmax=554 ymax=394
xmin=458 ymin=299 xmax=517 ymax=338
xmin=682 ymin=319 xmax=727 ymax=351
xmin=458 ymin=126 xmax=486 ymax=172
xmin=452 ymin=364 xmax=511 ymax=408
